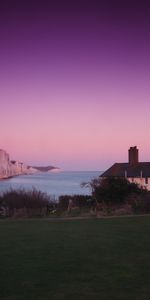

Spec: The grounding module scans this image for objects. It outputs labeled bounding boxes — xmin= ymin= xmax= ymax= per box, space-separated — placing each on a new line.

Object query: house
xmin=101 ymin=146 xmax=150 ymax=190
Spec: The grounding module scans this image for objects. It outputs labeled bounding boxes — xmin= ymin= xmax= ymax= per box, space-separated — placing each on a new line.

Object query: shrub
xmin=73 ymin=195 xmax=94 ymax=209
xmin=0 ymin=188 xmax=52 ymax=217
xmin=58 ymin=194 xmax=93 ymax=211
xmin=86 ymin=177 xmax=145 ymax=205
xmin=129 ymin=193 xmax=150 ymax=214
xmin=58 ymin=195 xmax=70 ymax=210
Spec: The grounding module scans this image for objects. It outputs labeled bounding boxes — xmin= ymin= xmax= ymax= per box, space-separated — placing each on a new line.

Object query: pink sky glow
xmin=0 ymin=1 xmax=150 ymax=170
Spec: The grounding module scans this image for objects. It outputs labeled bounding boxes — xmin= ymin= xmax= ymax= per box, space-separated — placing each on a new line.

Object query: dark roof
xmin=101 ymin=162 xmax=150 ymax=178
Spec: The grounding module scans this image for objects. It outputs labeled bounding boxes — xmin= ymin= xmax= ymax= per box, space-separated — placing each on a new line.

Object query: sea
xmin=0 ymin=171 xmax=101 ymax=200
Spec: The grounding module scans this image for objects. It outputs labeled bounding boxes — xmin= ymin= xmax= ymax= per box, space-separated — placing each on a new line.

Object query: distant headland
xmin=31 ymin=166 xmax=60 ymax=172
xmin=0 ymin=149 xmax=59 ymax=179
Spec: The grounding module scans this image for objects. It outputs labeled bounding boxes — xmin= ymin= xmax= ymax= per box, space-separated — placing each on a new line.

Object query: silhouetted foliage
xmin=84 ymin=177 xmax=145 ymax=204
xmin=0 ymin=188 xmax=52 ymax=217
xmin=129 ymin=193 xmax=150 ymax=214
xmin=58 ymin=194 xmax=93 ymax=211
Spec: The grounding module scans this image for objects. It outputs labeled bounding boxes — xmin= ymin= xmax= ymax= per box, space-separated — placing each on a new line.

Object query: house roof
xmin=101 ymin=162 xmax=150 ymax=178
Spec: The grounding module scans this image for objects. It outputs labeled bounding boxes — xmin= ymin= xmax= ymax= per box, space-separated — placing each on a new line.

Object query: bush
xmin=129 ymin=193 xmax=150 ymax=214
xmin=87 ymin=177 xmax=145 ymax=205
xmin=0 ymin=188 xmax=52 ymax=217
xmin=58 ymin=195 xmax=70 ymax=210
xmin=58 ymin=194 xmax=93 ymax=211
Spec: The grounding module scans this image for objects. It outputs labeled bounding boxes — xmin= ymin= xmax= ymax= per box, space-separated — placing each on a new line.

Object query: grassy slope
xmin=0 ymin=217 xmax=150 ymax=300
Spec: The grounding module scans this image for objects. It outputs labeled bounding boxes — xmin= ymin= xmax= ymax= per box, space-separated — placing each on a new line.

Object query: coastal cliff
xmin=0 ymin=149 xmax=29 ymax=179
xmin=0 ymin=149 xmax=59 ymax=179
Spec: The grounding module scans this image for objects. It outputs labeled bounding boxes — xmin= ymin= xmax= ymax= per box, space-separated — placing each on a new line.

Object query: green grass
xmin=1 ymin=217 xmax=150 ymax=300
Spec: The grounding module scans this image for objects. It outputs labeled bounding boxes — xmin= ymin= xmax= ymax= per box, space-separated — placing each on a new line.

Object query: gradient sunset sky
xmin=0 ymin=0 xmax=150 ymax=170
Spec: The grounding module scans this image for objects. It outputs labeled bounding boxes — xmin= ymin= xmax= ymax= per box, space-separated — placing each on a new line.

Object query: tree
xmin=85 ymin=176 xmax=144 ymax=205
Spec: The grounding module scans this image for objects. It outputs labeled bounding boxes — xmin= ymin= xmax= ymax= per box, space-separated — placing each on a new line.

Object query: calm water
xmin=0 ymin=171 xmax=101 ymax=199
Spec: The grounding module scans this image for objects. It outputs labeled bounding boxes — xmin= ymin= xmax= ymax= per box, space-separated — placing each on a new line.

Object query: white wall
xmin=128 ymin=177 xmax=150 ymax=191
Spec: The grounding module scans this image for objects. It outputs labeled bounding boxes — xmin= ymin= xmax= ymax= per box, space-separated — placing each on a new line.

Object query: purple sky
xmin=0 ymin=1 xmax=150 ymax=170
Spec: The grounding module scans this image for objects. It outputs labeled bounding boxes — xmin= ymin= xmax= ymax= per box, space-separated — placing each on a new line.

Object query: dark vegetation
xmin=57 ymin=177 xmax=150 ymax=216
xmin=89 ymin=177 xmax=142 ymax=204
xmin=86 ymin=177 xmax=150 ymax=215
xmin=0 ymin=177 xmax=150 ymax=218
xmin=0 ymin=188 xmax=52 ymax=218
xmin=58 ymin=194 xmax=93 ymax=210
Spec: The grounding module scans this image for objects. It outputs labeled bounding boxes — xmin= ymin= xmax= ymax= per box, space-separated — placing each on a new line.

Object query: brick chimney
xmin=128 ymin=146 xmax=139 ymax=166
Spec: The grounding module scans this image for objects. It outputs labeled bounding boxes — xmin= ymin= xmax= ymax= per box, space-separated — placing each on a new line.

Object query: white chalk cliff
xmin=0 ymin=149 xmax=33 ymax=179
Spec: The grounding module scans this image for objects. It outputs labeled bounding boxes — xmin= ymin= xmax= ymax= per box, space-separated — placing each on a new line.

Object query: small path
xmin=43 ymin=213 xmax=150 ymax=221
xmin=1 ymin=214 xmax=150 ymax=222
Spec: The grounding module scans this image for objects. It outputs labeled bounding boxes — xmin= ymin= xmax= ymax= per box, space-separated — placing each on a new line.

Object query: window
xmin=145 ymin=178 xmax=148 ymax=184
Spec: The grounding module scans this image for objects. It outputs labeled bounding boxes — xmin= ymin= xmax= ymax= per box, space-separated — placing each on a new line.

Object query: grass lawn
xmin=1 ymin=216 xmax=150 ymax=300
